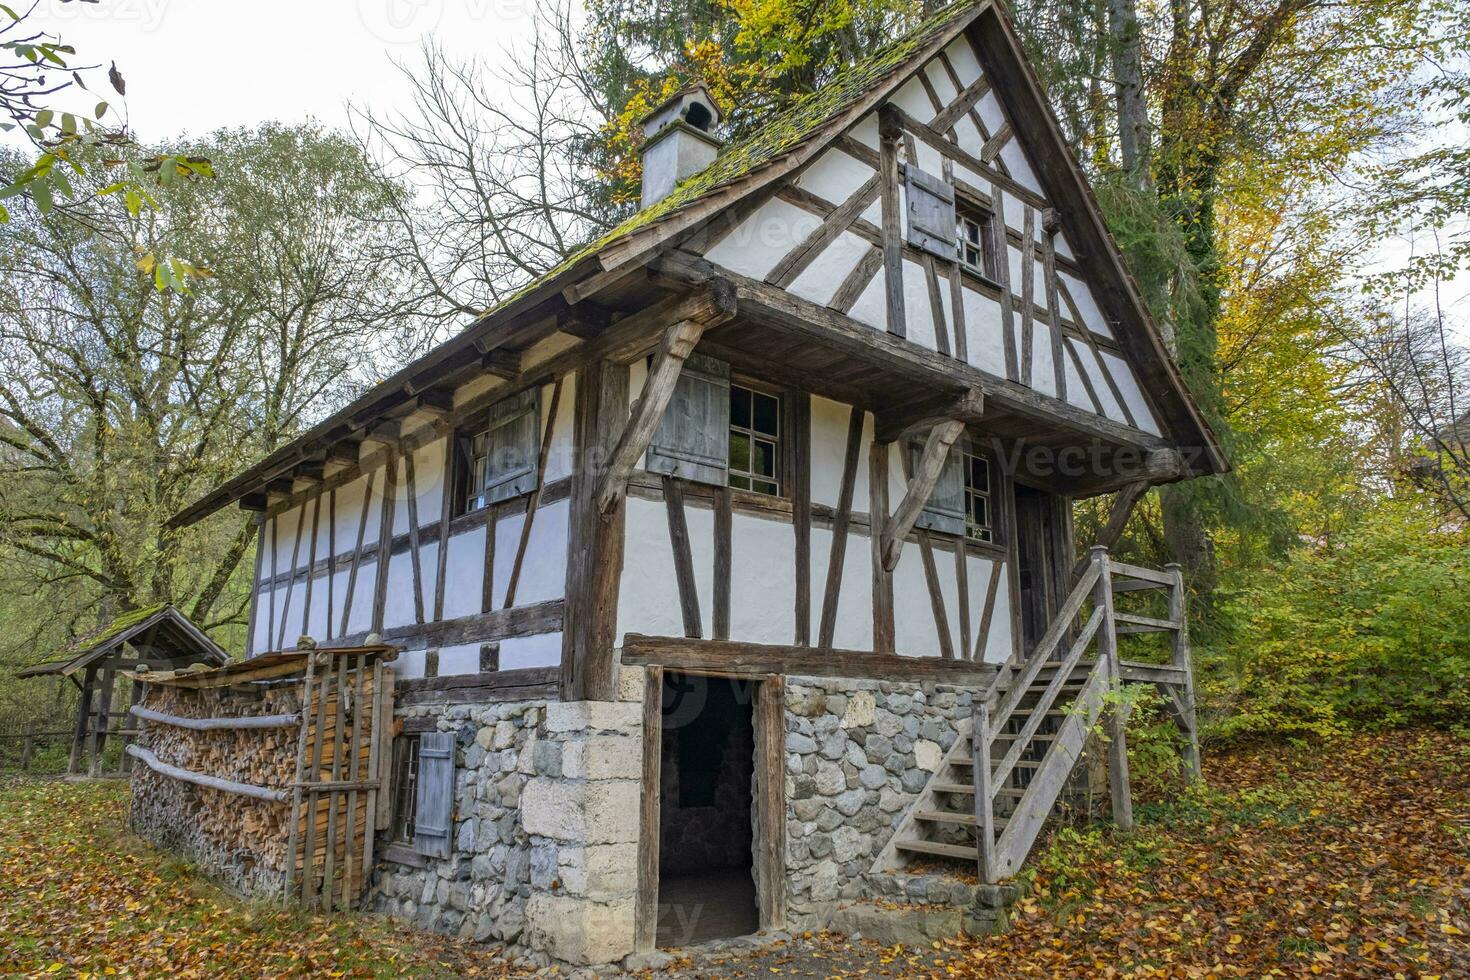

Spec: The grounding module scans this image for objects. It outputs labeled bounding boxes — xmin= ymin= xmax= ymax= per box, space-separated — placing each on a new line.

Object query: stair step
xmin=913 ymin=809 xmax=1009 ymax=829
xmin=951 ymin=757 xmax=1042 ymax=770
xmin=1114 ymin=612 xmax=1181 ymax=633
xmin=932 ymin=782 xmax=1026 ymax=798
xmin=993 ymin=732 xmax=1058 ymax=743
xmin=896 ymin=839 xmax=978 ymax=861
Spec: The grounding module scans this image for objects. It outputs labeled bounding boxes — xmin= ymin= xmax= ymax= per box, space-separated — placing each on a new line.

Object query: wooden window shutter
xmin=413 ymin=731 xmax=455 ymax=858
xmin=911 ymin=438 xmax=966 ymax=536
xmin=482 ymin=388 xmax=540 ymax=505
xmin=647 ymin=353 xmax=730 ymax=486
xmin=904 ymin=165 xmax=957 ymax=261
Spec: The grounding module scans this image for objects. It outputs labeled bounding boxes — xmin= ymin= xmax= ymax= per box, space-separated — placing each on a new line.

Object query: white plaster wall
xmin=687 ymin=34 xmax=1173 ymax=440
xmin=617 ymin=410 xmax=1014 ymax=662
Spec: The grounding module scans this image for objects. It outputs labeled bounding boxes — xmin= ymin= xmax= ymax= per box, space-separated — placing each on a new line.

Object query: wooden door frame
xmin=634 ymin=666 xmax=787 ymax=953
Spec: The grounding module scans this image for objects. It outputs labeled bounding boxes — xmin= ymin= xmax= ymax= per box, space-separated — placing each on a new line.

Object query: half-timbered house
xmin=168 ymin=0 xmax=1224 ymax=965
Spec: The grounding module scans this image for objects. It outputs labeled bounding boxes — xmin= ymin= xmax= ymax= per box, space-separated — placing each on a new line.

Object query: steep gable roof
xmin=171 ymin=0 xmax=1222 ymax=528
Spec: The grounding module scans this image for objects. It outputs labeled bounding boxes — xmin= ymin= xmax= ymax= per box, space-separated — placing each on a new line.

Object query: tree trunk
xmin=1108 ymin=0 xmax=1152 ymax=189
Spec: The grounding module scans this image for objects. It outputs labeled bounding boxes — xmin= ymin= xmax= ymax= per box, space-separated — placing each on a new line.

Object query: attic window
xmin=957 ymin=204 xmax=1001 ymax=282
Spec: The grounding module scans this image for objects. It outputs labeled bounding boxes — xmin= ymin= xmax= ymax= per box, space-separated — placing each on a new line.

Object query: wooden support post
xmin=754 ymin=676 xmax=787 ymax=931
xmin=972 ymin=701 xmax=997 ymax=883
xmin=791 ymin=392 xmax=811 ymax=645
xmin=878 ymin=104 xmax=906 ymax=338
xmin=868 ymin=440 xmax=896 ymax=654
xmin=562 ymin=360 xmax=630 ymax=701
xmin=596 ymin=319 xmax=706 ymax=516
xmin=1167 ymin=562 xmax=1203 ymax=780
xmin=283 ymin=651 xmax=315 ymax=904
xmin=1091 ymin=546 xmax=1133 ymax=831
xmin=1071 ymin=480 xmax=1147 ymax=584
xmin=119 ymin=677 xmax=143 ymax=773
xmin=68 ymin=666 xmax=97 ymax=775
xmin=881 ymin=419 xmax=965 ymax=571
xmin=634 ymin=666 xmax=663 ymax=952
xmin=89 ymin=668 xmax=115 ymax=778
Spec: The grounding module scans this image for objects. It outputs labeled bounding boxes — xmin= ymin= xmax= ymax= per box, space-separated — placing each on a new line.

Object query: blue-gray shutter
xmin=912 ymin=438 xmax=966 ymax=536
xmin=905 ymin=165 xmax=957 ymax=261
xmin=413 ymin=731 xmax=455 ymax=859
xmin=483 ymin=388 xmax=540 ymax=504
xmin=646 ymin=353 xmax=729 ymax=486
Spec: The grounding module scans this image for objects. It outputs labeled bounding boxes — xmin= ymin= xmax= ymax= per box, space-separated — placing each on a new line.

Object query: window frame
xmin=962 ymin=446 xmax=997 ymax=544
xmin=726 ymin=376 xmax=785 ymax=498
xmin=454 ymin=388 xmax=541 ymax=517
xmin=956 ymin=200 xmax=1003 ymax=285
xmin=389 ymin=735 xmax=421 ymax=846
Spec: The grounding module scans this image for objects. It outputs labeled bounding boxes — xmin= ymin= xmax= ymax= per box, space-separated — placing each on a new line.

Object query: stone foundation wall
xmin=373 ymin=687 xmax=643 ymax=967
xmin=781 ymin=676 xmax=984 ymax=925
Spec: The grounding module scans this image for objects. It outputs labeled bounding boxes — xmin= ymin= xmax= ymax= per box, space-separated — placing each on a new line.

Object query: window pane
xmin=752 ymin=438 xmax=776 ymax=478
xmin=971 ymin=494 xmax=989 ymax=528
xmin=753 ymin=391 xmax=779 ymax=436
xmin=753 ymin=479 xmax=778 ymax=496
xmin=729 ymin=431 xmax=750 ymax=472
xmin=730 ymin=385 xmax=751 ymax=429
xmin=730 ymin=474 xmax=751 ymax=491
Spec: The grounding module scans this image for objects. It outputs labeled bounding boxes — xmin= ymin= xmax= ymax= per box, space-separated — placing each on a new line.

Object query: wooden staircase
xmin=872 ymin=547 xmax=1200 ymax=884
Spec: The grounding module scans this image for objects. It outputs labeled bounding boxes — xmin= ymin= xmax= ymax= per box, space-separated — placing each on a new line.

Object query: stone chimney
xmin=638 ymin=82 xmax=723 ymax=209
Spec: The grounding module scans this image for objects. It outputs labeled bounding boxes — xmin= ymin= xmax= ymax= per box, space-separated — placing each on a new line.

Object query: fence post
xmin=20 ymin=725 xmax=34 ymax=771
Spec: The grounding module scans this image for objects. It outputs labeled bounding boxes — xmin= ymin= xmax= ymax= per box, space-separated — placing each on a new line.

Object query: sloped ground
xmin=0 ymin=730 xmax=1466 ymax=978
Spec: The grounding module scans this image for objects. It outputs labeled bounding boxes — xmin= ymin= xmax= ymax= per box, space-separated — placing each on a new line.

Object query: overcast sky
xmin=23 ymin=0 xmax=540 ymax=137
xmin=15 ymin=0 xmax=1467 ymax=324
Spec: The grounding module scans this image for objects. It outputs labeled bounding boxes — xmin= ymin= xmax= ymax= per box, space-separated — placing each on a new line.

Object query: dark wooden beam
xmin=882 ymin=419 xmax=965 ymax=571
xmin=621 ymin=634 xmax=997 ymax=684
xmin=874 ymin=386 xmax=985 ymax=443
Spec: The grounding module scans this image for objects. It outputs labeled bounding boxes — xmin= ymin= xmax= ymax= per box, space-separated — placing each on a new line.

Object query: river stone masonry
xmin=781 ymin=676 xmax=987 ymax=927
xmin=373 ymin=693 xmax=643 ymax=968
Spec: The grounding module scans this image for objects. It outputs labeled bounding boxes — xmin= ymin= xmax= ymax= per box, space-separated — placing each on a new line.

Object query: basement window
xmin=728 ymin=384 xmax=781 ymax=496
xmin=957 ymin=204 xmax=1001 ymax=283
xmin=390 ymin=736 xmax=420 ymax=844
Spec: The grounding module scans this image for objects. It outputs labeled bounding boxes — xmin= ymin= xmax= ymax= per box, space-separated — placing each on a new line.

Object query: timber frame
xmin=148 ymin=1 xmax=1230 ymax=957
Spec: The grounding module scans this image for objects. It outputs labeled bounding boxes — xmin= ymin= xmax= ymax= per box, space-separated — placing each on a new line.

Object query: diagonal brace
xmin=596 ymin=319 xmax=707 ymax=515
xmin=880 ymin=418 xmax=965 ymax=571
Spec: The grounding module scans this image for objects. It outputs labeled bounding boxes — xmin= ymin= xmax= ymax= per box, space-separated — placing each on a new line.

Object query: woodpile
xmin=127 ymin=648 xmax=394 ymax=909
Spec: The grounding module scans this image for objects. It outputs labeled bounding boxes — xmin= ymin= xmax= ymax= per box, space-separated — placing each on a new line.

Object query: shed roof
xmin=14 ymin=605 xmax=229 ymax=679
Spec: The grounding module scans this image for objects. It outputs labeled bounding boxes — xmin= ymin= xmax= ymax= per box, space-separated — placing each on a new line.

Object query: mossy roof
xmin=505 ymin=0 xmax=982 ymax=303
xmin=16 ymin=604 xmax=228 ymax=677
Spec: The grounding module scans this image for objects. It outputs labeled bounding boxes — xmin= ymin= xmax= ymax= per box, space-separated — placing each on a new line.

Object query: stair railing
xmin=973 ymin=547 xmax=1125 ymax=882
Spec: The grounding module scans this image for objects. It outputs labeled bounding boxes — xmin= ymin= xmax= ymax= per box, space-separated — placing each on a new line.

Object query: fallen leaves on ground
xmin=1 ymin=729 xmax=1467 ymax=978
xmin=0 ymin=780 xmax=523 ymax=978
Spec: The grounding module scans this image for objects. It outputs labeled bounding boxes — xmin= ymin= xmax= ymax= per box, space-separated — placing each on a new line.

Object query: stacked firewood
xmin=130 ymin=654 xmax=386 ymax=907
xmin=133 ymin=682 xmax=307 ymax=875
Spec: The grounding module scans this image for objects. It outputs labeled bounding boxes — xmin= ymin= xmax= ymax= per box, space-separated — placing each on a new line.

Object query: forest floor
xmin=0 ymin=729 xmax=1466 ymax=978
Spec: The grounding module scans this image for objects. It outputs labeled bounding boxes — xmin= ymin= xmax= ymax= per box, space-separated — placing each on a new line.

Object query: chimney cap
xmin=639 ymin=81 xmax=723 ymax=138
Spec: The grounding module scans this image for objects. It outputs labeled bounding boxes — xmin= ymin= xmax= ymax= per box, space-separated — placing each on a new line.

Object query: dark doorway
xmin=656 ymin=672 xmax=759 ymax=947
xmin=1014 ymin=485 xmax=1074 ymax=655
